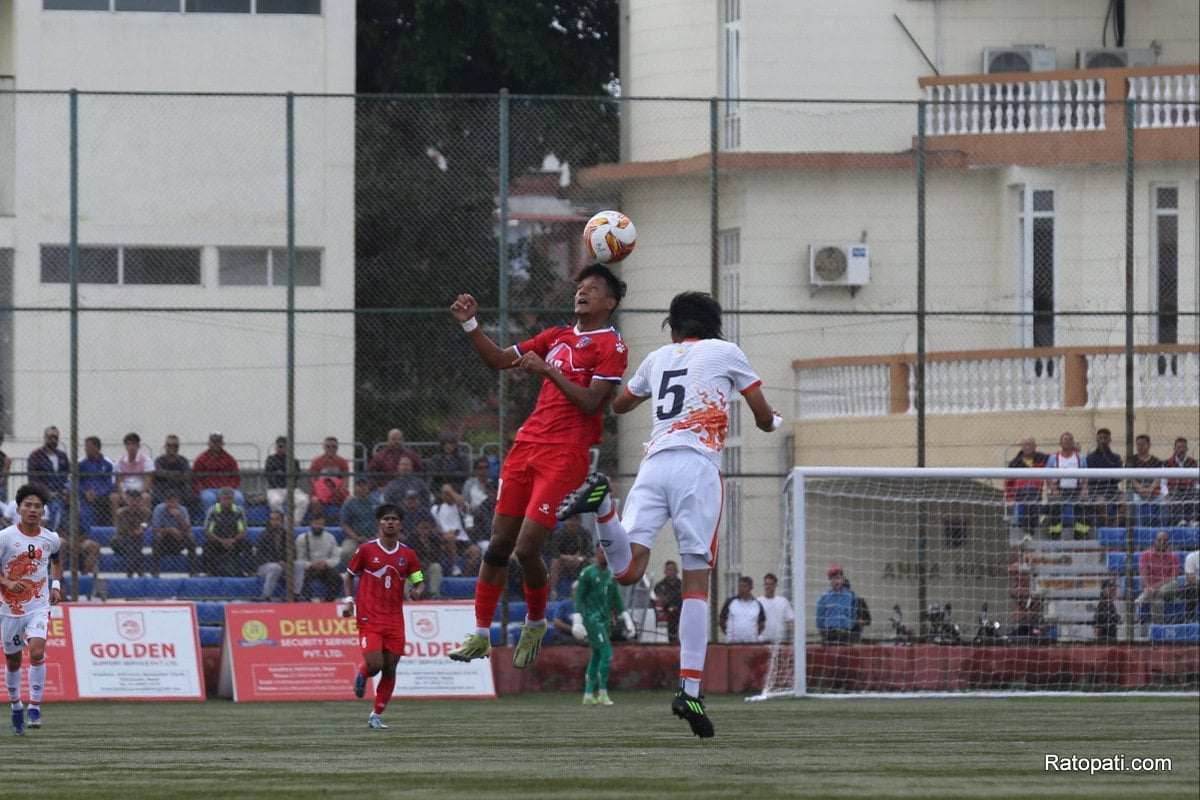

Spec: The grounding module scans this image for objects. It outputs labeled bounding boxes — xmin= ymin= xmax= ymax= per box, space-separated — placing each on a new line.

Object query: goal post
xmin=755 ymin=466 xmax=1199 ymax=699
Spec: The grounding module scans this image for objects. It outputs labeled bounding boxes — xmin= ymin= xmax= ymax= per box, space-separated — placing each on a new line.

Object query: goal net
xmin=755 ymin=466 xmax=1199 ymax=698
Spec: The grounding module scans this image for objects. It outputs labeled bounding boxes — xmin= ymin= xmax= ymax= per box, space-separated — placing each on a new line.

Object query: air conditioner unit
xmin=1076 ymin=47 xmax=1154 ymax=70
xmin=982 ymin=46 xmax=1057 ymax=75
xmin=809 ymin=244 xmax=870 ymax=287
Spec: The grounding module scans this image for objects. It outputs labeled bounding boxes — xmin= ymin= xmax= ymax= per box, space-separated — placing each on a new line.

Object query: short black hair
xmin=666 ymin=291 xmax=723 ymax=340
xmin=16 ymin=483 xmax=50 ymax=507
xmin=1096 ymin=428 xmax=1111 ymax=436
xmin=577 ymin=263 xmax=627 ymax=308
xmin=85 ymin=435 xmax=101 ymax=449
xmin=123 ymin=432 xmax=140 ymax=444
xmin=375 ymin=503 xmax=402 ymax=520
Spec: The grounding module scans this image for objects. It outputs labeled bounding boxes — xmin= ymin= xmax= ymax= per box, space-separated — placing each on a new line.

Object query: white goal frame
xmin=757 ymin=465 xmax=1199 ymax=700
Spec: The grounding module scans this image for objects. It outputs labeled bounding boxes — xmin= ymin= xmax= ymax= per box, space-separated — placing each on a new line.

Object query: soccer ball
xmin=583 ymin=210 xmax=637 ymax=264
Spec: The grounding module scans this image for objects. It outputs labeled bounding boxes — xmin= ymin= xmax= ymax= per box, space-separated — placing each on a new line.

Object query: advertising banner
xmin=221 ymin=601 xmax=494 ymax=701
xmin=65 ymin=603 xmax=204 ymax=700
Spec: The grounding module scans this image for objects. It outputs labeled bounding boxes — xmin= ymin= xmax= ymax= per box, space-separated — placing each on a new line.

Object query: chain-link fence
xmin=1 ymin=82 xmax=1196 ymax=620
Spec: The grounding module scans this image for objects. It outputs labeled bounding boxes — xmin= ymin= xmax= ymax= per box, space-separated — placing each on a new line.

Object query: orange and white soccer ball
xmin=582 ymin=210 xmax=637 ymax=264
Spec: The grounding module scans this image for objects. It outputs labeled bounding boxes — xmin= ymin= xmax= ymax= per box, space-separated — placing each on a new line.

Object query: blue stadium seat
xmin=198 ymin=627 xmax=224 ymax=647
xmin=66 ymin=573 xmax=94 ymax=597
xmin=244 ymin=503 xmax=271 ymax=524
xmin=1098 ymin=526 xmax=1198 ymax=550
xmin=245 ymin=526 xmax=265 ymax=545
xmin=156 ymin=554 xmax=192 ymax=574
xmin=439 ymin=577 xmax=477 ymax=598
xmin=494 ymin=601 xmax=527 ymax=623
xmin=103 ymin=577 xmax=184 ymax=599
xmin=176 ymin=577 xmax=229 ymax=599
xmin=194 ymin=602 xmax=227 ymax=626
xmin=1107 ymin=551 xmax=1189 ymax=573
xmin=1148 ymin=623 xmax=1200 ymax=643
xmin=326 ymin=525 xmax=344 ymax=544
xmin=89 ymin=526 xmax=116 ymax=546
xmin=218 ymin=577 xmax=262 ymax=598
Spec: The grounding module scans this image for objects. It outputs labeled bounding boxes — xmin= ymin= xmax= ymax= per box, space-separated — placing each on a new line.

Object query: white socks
xmin=595 ymin=510 xmax=632 ymax=577
xmin=679 ymin=597 xmax=708 ymax=697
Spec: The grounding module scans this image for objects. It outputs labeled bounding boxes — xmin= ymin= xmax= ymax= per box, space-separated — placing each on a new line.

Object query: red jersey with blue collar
xmin=346 ymin=539 xmax=422 ymax=627
xmin=513 ymin=323 xmax=627 ymax=446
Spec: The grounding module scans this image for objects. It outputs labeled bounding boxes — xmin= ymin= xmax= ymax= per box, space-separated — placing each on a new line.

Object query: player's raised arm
xmin=451 ymin=293 xmax=519 ymax=371
xmin=744 ymin=386 xmax=782 ymax=433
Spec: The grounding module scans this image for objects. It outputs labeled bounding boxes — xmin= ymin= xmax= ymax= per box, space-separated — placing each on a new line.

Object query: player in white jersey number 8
xmin=556 ymin=291 xmax=781 ymax=738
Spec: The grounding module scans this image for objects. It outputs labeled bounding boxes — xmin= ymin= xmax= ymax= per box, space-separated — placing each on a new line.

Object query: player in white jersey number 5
xmin=0 ymin=484 xmax=63 ymax=735
xmin=557 ymin=291 xmax=781 ymax=739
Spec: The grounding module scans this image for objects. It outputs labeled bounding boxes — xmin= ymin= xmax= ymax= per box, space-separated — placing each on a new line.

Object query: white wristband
xmin=51 ymin=580 xmax=62 ymax=591
xmin=461 ymin=317 xmax=479 ymax=333
xmin=771 ymin=411 xmax=784 ymax=431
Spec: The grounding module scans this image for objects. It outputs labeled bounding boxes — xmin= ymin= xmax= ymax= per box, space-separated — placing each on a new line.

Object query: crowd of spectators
xmin=1004 ymin=430 xmax=1198 ymax=537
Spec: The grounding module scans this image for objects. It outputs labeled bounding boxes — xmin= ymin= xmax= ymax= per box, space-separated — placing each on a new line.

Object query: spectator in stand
xmin=27 ymin=426 xmax=70 ymax=530
xmin=1166 ymin=437 xmax=1198 ymax=526
xmin=1046 ymin=431 xmax=1091 ymax=539
xmin=1005 ymin=437 xmax=1048 ymax=535
xmin=719 ymin=575 xmax=765 ymax=644
xmin=1129 ymin=435 xmax=1167 ymax=526
xmin=431 ymin=482 xmax=479 ymax=578
xmin=110 ymin=432 xmax=153 ymax=520
xmin=366 ymin=429 xmax=425 ymax=495
xmin=149 ymin=490 xmax=195 ymax=577
xmin=469 ymin=479 xmax=498 ymax=554
xmin=264 ymin=436 xmax=309 ymax=526
xmin=1007 ymin=545 xmax=1047 ymax=640
xmin=1183 ymin=548 xmax=1199 ymax=622
xmin=202 ymin=486 xmax=250 ymax=577
xmin=845 ymin=577 xmax=871 ymax=642
xmin=815 ymin=566 xmax=857 ymax=645
xmin=295 ymin=516 xmax=342 ymax=601
xmin=427 ymin=434 xmax=469 ymax=494
xmin=310 ymin=436 xmax=350 ymax=508
xmin=153 ymin=434 xmax=201 ymax=520
xmin=546 ymin=515 xmax=592 ymax=601
xmin=382 ymin=456 xmax=433 ymax=509
xmin=193 ymin=432 xmax=244 ymax=512
xmin=77 ymin=436 xmax=115 ymax=531
xmin=1087 ymin=428 xmax=1125 ymax=527
xmin=758 ymin=572 xmax=796 ymax=644
xmin=253 ymin=510 xmax=291 ymax=601
xmin=1137 ymin=530 xmax=1182 ymax=625
xmin=459 ymin=457 xmax=493 ymax=517
xmin=111 ymin=502 xmax=149 ymax=578
xmin=339 ymin=478 xmax=377 ymax=565
xmin=0 ymin=431 xmax=10 ymax=504
xmin=403 ymin=515 xmax=445 ymax=599
xmin=1092 ymin=579 xmax=1120 ymax=643
xmin=653 ymin=560 xmax=683 ymax=645
xmin=547 ymin=595 xmax=581 ymax=646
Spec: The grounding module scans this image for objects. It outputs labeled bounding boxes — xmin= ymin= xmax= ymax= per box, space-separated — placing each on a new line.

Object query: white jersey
xmin=0 ymin=524 xmax=61 ymax=618
xmin=625 ymin=338 xmax=761 ymax=466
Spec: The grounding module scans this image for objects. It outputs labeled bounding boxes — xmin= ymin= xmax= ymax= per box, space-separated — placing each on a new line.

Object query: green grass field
xmin=5 ymin=693 xmax=1197 ymax=799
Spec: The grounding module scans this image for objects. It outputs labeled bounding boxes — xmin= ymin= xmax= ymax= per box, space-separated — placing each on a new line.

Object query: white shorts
xmin=623 ymin=449 xmax=723 ymax=566
xmin=2 ymin=611 xmax=49 ymax=655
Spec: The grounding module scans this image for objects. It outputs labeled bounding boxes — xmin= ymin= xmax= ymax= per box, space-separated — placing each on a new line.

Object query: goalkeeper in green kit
xmin=572 ymin=547 xmax=635 ymax=706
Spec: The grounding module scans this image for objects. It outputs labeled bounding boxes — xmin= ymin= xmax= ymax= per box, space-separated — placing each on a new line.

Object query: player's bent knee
xmin=482 ymin=549 xmax=509 ymax=568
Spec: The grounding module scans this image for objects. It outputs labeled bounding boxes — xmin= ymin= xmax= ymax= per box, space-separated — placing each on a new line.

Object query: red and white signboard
xmin=18 ymin=603 xmax=204 ymax=702
xmin=221 ymin=601 xmax=494 ymax=702
xmin=66 ymin=603 xmax=205 ymax=700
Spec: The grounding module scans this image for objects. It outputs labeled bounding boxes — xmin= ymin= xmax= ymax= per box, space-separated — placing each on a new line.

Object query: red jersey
xmin=346 ymin=539 xmax=422 ymax=627
xmin=513 ymin=323 xmax=627 ymax=446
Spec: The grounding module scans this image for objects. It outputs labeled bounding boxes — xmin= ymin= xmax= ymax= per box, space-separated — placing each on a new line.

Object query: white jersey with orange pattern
xmin=0 ymin=524 xmax=61 ymax=618
xmin=623 ymin=338 xmax=761 ymax=467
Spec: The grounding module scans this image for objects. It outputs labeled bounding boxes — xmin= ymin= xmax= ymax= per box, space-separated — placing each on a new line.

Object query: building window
xmin=722 ymin=0 xmax=741 ymax=150
xmin=1152 ymin=184 xmax=1179 ymax=345
xmin=184 ymin=0 xmax=251 ymax=10
xmin=40 ymin=245 xmax=201 ymax=285
xmin=256 ymin=0 xmax=320 ymax=12
xmin=217 ymin=247 xmax=321 ymax=286
xmin=114 ymin=0 xmax=178 ymax=10
xmin=1017 ymin=187 xmax=1056 ymax=348
xmin=43 ymin=0 xmax=110 ymax=9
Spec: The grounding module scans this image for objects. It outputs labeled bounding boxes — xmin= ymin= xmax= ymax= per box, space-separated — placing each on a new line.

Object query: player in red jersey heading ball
xmin=447 ymin=263 xmax=628 ymax=669
xmin=343 ymin=503 xmax=424 ymax=729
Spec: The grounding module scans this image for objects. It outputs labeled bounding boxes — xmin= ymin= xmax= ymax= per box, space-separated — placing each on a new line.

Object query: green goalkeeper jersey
xmin=574 ymin=562 xmax=625 ymax=620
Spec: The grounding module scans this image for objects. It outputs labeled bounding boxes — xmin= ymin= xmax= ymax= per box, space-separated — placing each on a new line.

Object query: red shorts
xmin=495 ymin=440 xmax=591 ymax=529
xmin=358 ymin=622 xmax=406 ymax=656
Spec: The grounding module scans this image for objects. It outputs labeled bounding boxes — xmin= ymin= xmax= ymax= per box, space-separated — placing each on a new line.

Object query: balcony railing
xmin=921 ymin=66 xmax=1198 ymax=137
xmin=793 ymin=345 xmax=1199 ymax=420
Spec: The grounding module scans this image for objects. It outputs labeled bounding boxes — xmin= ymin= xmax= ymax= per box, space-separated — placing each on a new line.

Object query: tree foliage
xmin=353 ymin=2 xmax=622 ymax=450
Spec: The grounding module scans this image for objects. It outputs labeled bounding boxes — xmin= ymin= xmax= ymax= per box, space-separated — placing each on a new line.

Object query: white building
xmin=0 ymin=0 xmax=355 ymax=470
xmin=600 ymin=0 xmax=1199 ymax=588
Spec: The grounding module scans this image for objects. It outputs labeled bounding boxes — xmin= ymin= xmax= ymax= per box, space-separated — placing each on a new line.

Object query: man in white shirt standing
xmin=758 ymin=572 xmax=795 ymax=643
xmin=719 ymin=575 xmax=765 ymax=643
